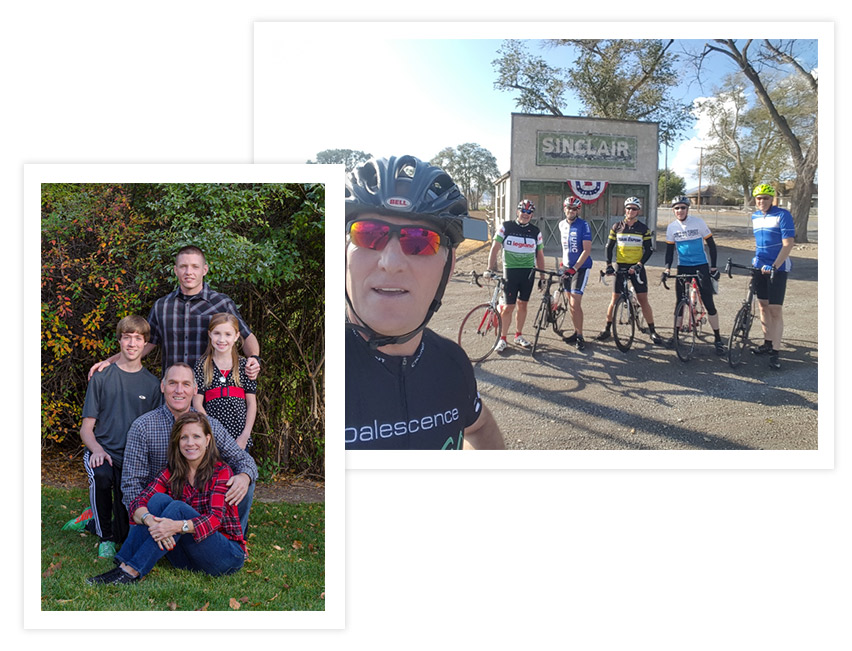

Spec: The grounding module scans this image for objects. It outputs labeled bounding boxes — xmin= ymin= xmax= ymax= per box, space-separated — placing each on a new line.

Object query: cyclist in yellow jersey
xmin=596 ymin=197 xmax=664 ymax=345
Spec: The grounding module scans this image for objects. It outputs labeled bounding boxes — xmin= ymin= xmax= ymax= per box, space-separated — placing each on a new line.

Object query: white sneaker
xmin=495 ymin=339 xmax=508 ymax=353
xmin=513 ymin=335 xmax=532 ymax=349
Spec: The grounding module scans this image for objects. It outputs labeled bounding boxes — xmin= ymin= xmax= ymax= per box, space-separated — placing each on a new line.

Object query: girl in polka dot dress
xmin=192 ymin=313 xmax=257 ymax=451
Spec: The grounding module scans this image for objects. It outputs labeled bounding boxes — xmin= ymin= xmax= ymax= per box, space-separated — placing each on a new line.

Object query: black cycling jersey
xmin=345 ymin=327 xmax=483 ymax=450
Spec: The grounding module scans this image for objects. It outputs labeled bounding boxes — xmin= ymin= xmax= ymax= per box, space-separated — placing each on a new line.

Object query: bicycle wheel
xmin=611 ymin=295 xmax=635 ymax=352
xmin=630 ymin=290 xmax=647 ymax=334
xmin=674 ymin=298 xmax=696 ymax=362
xmin=531 ymin=298 xmax=548 ymax=357
xmin=727 ymin=305 xmax=753 ymax=368
xmin=458 ymin=303 xmax=502 ymax=362
xmin=552 ymin=289 xmax=570 ymax=334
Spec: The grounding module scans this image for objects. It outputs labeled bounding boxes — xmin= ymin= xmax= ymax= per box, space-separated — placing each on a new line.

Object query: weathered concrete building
xmin=494 ymin=114 xmax=660 ymax=255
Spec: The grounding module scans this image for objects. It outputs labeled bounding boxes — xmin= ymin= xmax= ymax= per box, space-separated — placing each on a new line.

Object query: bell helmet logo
xmin=386 ymin=197 xmax=411 ymax=209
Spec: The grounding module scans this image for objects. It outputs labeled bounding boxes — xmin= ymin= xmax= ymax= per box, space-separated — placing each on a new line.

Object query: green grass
xmin=41 ymin=486 xmax=325 ymax=611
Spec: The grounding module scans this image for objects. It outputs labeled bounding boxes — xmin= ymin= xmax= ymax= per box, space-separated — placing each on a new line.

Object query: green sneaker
xmin=98 ymin=541 xmax=116 ymax=559
xmin=61 ymin=506 xmax=93 ymax=532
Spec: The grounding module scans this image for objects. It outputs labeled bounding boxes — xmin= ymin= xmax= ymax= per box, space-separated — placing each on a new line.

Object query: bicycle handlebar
xmin=725 ymin=257 xmax=775 ymax=282
xmin=659 ymin=270 xmax=700 ymax=291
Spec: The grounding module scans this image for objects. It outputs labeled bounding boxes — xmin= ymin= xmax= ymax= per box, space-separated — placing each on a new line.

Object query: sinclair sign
xmin=536 ymin=131 xmax=638 ymax=170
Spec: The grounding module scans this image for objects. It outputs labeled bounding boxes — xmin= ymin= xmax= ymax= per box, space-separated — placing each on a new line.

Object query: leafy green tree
xmin=694 ymin=76 xmax=792 ymax=207
xmin=658 ymin=169 xmax=686 ymax=205
xmin=697 ymin=39 xmax=817 ymax=242
xmin=492 ymin=39 xmax=691 ymax=142
xmin=431 ymin=143 xmax=500 ymax=211
xmin=41 ymin=183 xmax=325 ymax=476
xmin=307 ymin=148 xmax=372 ymax=172
xmin=491 ymin=40 xmax=568 ymax=115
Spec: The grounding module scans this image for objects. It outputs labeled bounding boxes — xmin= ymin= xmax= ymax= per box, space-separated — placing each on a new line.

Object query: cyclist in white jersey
xmin=662 ymin=196 xmax=725 ymax=355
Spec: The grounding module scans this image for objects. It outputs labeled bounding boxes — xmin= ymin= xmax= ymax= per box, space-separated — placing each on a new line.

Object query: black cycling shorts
xmin=754 ymin=269 xmax=788 ymax=305
xmin=676 ymin=264 xmax=717 ymax=315
xmin=503 ymin=267 xmax=535 ymax=304
xmin=613 ymin=263 xmax=648 ymax=295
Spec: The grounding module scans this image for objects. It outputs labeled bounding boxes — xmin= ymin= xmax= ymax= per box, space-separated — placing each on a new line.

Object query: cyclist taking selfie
xmin=344 ymin=155 xmax=505 ymax=450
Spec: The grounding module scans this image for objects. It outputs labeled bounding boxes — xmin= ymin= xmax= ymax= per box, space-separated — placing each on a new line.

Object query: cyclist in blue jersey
xmin=558 ymin=197 xmax=593 ymax=350
xmin=749 ymin=183 xmax=795 ymax=369
xmin=662 ymin=196 xmax=725 ymax=355
xmin=345 ymin=155 xmax=505 ymax=450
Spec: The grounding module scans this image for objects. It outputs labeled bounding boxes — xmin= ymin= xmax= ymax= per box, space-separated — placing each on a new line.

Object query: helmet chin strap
xmin=346 ymin=253 xmax=454 ymax=350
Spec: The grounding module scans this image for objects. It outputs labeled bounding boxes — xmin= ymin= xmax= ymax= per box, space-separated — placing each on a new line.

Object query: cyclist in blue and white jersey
xmin=558 ymin=197 xmax=592 ymax=350
xmin=750 ymin=183 xmax=795 ymax=369
xmin=663 ymin=196 xmax=725 ymax=355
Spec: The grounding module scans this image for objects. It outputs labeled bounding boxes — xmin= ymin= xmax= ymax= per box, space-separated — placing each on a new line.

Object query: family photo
xmin=39 ymin=180 xmax=327 ymax=611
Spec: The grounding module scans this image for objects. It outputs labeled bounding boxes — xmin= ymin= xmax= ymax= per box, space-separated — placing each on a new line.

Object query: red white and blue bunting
xmin=567 ymin=180 xmax=608 ymax=204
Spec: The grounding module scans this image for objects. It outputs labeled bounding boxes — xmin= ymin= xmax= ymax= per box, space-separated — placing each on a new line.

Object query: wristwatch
xmin=181 ymin=520 xmax=189 ymax=533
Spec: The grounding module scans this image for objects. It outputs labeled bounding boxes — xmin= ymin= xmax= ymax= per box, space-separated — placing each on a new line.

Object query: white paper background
xmin=5 ymin=2 xmax=848 ymax=649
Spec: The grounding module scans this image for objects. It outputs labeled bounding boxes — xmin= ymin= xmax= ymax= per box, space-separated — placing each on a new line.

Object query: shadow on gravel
xmin=473 ymin=333 xmax=817 ymax=450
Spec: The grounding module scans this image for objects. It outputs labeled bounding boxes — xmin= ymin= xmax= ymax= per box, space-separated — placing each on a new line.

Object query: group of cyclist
xmin=344 ymin=153 xmax=795 ymax=450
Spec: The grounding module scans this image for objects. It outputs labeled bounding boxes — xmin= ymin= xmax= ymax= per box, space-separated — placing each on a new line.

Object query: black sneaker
xmin=576 ymin=335 xmax=586 ymax=351
xmin=752 ymin=341 xmax=773 ymax=355
xmin=768 ymin=351 xmax=781 ymax=369
xmin=87 ymin=566 xmax=140 ymax=585
xmin=650 ymin=332 xmax=664 ymax=345
xmin=562 ymin=332 xmax=578 ymax=344
xmin=595 ymin=330 xmax=611 ymax=341
xmin=714 ymin=340 xmax=726 ymax=356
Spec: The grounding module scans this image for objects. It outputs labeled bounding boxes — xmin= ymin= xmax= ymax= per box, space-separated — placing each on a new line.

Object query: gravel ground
xmin=427 ymin=210 xmax=819 ymax=450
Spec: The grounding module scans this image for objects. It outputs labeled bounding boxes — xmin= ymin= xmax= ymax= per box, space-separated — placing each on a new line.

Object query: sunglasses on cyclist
xmin=519 ymin=209 xmax=534 ymax=214
xmin=347 ymin=219 xmax=445 ymax=256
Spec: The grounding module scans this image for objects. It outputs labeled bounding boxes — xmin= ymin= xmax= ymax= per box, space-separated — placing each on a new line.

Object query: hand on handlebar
xmin=605 ymin=264 xmax=615 ymax=276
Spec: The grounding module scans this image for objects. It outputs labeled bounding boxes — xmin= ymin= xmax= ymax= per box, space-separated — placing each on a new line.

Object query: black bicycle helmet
xmin=345 ymin=155 xmax=468 ymax=248
xmin=345 ymin=155 xmax=465 ymax=349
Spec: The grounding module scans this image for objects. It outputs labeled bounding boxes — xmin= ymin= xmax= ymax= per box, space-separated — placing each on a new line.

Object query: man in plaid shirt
xmin=88 ymin=246 xmax=261 ymax=380
xmin=121 ymin=363 xmax=258 ymax=534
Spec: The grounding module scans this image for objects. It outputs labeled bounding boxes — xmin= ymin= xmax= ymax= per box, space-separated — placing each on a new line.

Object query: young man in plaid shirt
xmin=88 ymin=246 xmax=262 ymax=380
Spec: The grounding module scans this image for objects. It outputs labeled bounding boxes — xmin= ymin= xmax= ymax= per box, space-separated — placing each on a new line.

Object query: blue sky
xmin=254 ymin=27 xmax=822 ymax=189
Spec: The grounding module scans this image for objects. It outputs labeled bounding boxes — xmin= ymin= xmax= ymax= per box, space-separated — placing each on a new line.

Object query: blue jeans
xmin=116 ymin=493 xmax=245 ymax=577
xmin=237 ymin=480 xmax=255 ymax=536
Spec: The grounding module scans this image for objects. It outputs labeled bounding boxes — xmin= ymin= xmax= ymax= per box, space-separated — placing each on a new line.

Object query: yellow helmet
xmin=752 ymin=183 xmax=776 ymax=197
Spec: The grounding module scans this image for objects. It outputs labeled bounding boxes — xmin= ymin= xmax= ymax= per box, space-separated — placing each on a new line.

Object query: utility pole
xmin=697 ymin=147 xmax=703 ymax=209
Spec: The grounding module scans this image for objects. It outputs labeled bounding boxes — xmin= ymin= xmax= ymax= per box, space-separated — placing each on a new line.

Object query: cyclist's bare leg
xmin=569 ymin=292 xmax=584 ymax=335
xmin=605 ymin=293 xmax=617 ymax=322
xmin=636 ymin=292 xmax=655 ymax=324
xmin=500 ymin=303 xmax=516 ymax=338
xmin=708 ymin=312 xmax=720 ymax=331
xmin=515 ymin=299 xmax=529 ymax=335
xmin=757 ymin=300 xmax=783 ymax=348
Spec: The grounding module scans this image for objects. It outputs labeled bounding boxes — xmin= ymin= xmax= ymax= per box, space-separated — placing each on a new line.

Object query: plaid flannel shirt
xmin=147 ymin=283 xmax=252 ymax=375
xmin=129 ymin=461 xmax=246 ymax=556
xmin=121 ymin=404 xmax=258 ymax=511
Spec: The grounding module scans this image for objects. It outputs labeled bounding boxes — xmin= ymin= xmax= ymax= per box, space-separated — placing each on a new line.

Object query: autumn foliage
xmin=41 ymin=183 xmax=325 ymax=476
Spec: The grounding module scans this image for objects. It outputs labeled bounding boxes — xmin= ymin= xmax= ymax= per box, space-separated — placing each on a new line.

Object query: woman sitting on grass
xmin=87 ymin=412 xmax=246 ymax=585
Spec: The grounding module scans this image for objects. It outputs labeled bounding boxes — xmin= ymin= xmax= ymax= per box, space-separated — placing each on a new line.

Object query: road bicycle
xmin=529 ymin=267 xmax=569 ymax=357
xmin=661 ymin=271 xmax=708 ymax=362
xmin=724 ymin=257 xmax=771 ymax=368
xmin=599 ymin=267 xmax=647 ymax=352
xmin=457 ymin=270 xmax=507 ymax=362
